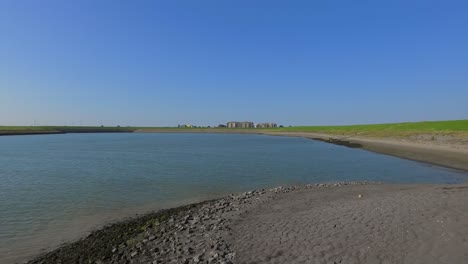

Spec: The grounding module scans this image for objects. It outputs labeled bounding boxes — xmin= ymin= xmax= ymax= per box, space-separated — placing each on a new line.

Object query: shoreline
xmin=3 ymin=129 xmax=467 ymax=263
xmin=137 ymin=129 xmax=468 ymax=172
xmin=3 ymin=129 xmax=466 ymax=172
xmin=260 ymin=131 xmax=468 ymax=172
xmin=24 ymin=182 xmax=373 ymax=264
xmin=0 ymin=131 xmax=131 ymax=136
xmin=136 ymin=130 xmax=468 ymax=172
xmin=25 ymin=181 xmax=468 ymax=264
xmin=0 ymin=131 xmax=64 ymax=136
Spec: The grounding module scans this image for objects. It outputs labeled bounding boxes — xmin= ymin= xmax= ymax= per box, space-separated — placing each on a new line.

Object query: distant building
xmin=256 ymin=122 xmax=278 ymax=128
xmin=178 ymin=124 xmax=193 ymax=128
xmin=227 ymin=121 xmax=254 ymax=128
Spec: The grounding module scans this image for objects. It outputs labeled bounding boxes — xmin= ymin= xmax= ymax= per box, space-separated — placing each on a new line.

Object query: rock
xmin=358 ymin=194 xmax=363 ymax=198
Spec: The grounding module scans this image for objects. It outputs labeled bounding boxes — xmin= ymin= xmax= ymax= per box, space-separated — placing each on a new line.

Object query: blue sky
xmin=1 ymin=0 xmax=467 ymax=126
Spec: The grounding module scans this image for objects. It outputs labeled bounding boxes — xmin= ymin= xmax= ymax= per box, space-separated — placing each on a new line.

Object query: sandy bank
xmin=4 ymin=129 xmax=467 ymax=172
xmin=136 ymin=129 xmax=468 ymax=171
xmin=261 ymin=132 xmax=468 ymax=172
xmin=27 ymin=182 xmax=468 ymax=264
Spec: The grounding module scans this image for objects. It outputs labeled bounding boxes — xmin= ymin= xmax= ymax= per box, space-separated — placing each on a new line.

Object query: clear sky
xmin=1 ymin=0 xmax=467 ymax=126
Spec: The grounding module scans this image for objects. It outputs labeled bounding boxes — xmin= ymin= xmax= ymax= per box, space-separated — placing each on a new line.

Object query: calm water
xmin=0 ymin=133 xmax=466 ymax=263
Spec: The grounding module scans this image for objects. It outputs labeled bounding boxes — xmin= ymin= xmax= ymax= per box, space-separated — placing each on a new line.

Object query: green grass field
xmin=1 ymin=120 xmax=467 ymax=137
xmin=275 ymin=120 xmax=468 ymax=137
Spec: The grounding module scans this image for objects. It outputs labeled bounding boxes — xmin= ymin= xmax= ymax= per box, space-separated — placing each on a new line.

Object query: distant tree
xmin=279 ymin=125 xmax=284 ymax=128
xmin=100 ymin=125 xmax=104 ymax=127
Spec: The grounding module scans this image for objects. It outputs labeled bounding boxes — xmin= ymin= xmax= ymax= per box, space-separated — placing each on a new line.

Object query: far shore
xmin=136 ymin=129 xmax=468 ymax=172
xmin=1 ymin=126 xmax=467 ymax=172
xmin=261 ymin=131 xmax=468 ymax=172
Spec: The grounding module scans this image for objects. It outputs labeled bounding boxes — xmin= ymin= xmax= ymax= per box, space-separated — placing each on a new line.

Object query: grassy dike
xmin=1 ymin=120 xmax=467 ymax=137
xmin=274 ymin=119 xmax=468 ymax=138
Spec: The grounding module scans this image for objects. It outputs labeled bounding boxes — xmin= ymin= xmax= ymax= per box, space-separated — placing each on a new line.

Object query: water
xmin=0 ymin=133 xmax=466 ymax=263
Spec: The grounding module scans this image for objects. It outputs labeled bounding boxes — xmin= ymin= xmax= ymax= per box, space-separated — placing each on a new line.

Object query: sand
xmin=232 ymin=184 xmax=468 ymax=264
xmin=17 ymin=130 xmax=468 ymax=264
xmin=262 ymin=132 xmax=468 ymax=171
xmin=27 ymin=183 xmax=468 ymax=264
xmin=4 ymin=129 xmax=467 ymax=170
xmin=137 ymin=129 xmax=468 ymax=171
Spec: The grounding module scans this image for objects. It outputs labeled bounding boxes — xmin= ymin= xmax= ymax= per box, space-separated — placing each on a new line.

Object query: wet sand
xmin=262 ymin=132 xmax=468 ymax=172
xmin=27 ymin=182 xmax=468 ymax=264
xmin=14 ymin=130 xmax=468 ymax=263
xmin=4 ymin=129 xmax=467 ymax=171
xmin=233 ymin=183 xmax=468 ymax=264
xmin=137 ymin=129 xmax=468 ymax=171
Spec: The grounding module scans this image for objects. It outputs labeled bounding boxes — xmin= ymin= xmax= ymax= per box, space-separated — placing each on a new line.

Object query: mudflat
xmin=28 ymin=183 xmax=468 ymax=264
